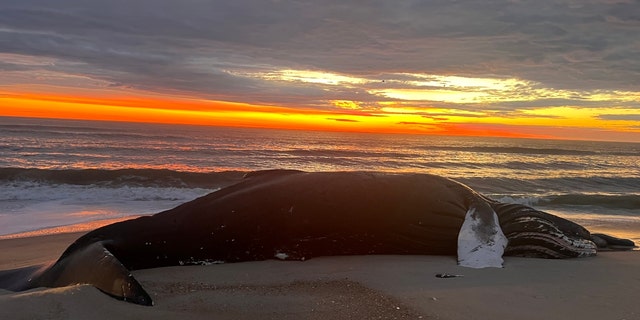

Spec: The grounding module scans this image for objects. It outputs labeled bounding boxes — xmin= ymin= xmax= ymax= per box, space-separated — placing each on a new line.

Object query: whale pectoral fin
xmin=36 ymin=242 xmax=153 ymax=306
xmin=457 ymin=202 xmax=508 ymax=268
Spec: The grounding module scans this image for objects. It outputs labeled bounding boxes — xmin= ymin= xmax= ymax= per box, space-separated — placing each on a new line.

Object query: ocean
xmin=1 ymin=116 xmax=639 ymax=244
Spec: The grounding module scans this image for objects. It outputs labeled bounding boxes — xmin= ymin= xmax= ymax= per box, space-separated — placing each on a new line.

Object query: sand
xmin=1 ymin=232 xmax=638 ymax=320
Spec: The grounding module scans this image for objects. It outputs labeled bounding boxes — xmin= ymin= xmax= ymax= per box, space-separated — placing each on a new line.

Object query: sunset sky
xmin=1 ymin=0 xmax=639 ymax=141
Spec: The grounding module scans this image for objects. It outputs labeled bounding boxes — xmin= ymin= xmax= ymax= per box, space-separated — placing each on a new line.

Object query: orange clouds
xmin=2 ymin=88 xmax=640 ymax=141
xmin=0 ymin=91 xmax=377 ymax=133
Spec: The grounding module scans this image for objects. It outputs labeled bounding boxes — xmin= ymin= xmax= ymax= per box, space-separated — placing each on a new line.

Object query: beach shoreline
xmin=0 ymin=216 xmax=142 ymax=241
xmin=1 ymin=232 xmax=638 ymax=320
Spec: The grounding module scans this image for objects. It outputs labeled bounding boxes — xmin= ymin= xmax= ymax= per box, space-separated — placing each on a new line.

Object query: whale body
xmin=0 ymin=170 xmax=634 ymax=305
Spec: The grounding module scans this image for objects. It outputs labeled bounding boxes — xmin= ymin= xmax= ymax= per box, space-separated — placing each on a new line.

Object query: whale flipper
xmin=457 ymin=201 xmax=508 ymax=268
xmin=30 ymin=242 xmax=152 ymax=305
xmin=591 ymin=233 xmax=636 ymax=251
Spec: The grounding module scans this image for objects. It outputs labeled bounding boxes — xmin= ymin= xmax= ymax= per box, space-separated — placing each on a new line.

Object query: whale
xmin=0 ymin=170 xmax=634 ymax=306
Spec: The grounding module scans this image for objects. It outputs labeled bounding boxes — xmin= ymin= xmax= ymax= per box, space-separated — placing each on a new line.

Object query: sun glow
xmin=3 ymin=66 xmax=640 ymax=141
xmin=1 ymin=91 xmax=395 ymax=133
xmin=331 ymin=100 xmax=362 ymax=110
xmin=400 ymin=73 xmax=530 ymax=91
xmin=230 ymin=69 xmax=368 ymax=86
xmin=371 ymin=89 xmax=489 ymax=103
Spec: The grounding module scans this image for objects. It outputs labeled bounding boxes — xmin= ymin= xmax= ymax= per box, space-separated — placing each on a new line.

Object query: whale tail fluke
xmin=490 ymin=201 xmax=636 ymax=257
xmin=0 ymin=242 xmax=153 ymax=306
xmin=490 ymin=202 xmax=598 ymax=258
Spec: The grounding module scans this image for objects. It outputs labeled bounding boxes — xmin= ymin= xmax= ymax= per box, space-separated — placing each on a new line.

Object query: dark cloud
xmin=327 ymin=118 xmax=359 ymax=123
xmin=598 ymin=114 xmax=640 ymax=121
xmin=0 ymin=0 xmax=638 ymax=109
xmin=397 ymin=121 xmax=433 ymax=126
xmin=0 ymin=61 xmax=29 ymax=71
xmin=490 ymin=99 xmax=640 ymax=110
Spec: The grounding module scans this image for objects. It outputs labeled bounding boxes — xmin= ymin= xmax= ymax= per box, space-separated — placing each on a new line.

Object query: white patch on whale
xmin=457 ymin=205 xmax=508 ymax=268
xmin=275 ymin=252 xmax=289 ymax=260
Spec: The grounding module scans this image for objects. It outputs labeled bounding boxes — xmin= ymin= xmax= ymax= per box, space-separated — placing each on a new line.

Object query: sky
xmin=1 ymin=0 xmax=639 ymax=141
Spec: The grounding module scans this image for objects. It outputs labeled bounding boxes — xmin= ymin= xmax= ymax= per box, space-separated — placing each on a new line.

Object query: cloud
xmin=0 ymin=61 xmax=29 ymax=71
xmin=398 ymin=121 xmax=438 ymax=126
xmin=326 ymin=118 xmax=359 ymax=123
xmin=0 ymin=0 xmax=638 ymax=114
xmin=597 ymin=114 xmax=640 ymax=121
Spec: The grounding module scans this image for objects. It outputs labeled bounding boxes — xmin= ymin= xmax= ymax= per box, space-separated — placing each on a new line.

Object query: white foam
xmin=0 ymin=182 xmax=215 ymax=235
xmin=493 ymin=195 xmax=540 ymax=207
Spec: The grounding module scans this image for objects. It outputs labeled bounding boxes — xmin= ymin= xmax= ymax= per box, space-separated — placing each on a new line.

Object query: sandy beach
xmin=0 ymin=232 xmax=637 ymax=320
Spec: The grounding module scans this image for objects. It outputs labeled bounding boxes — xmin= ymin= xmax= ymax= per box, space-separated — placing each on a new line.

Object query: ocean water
xmin=1 ymin=116 xmax=639 ymax=243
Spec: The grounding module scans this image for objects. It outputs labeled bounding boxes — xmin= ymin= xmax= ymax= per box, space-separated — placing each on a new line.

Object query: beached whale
xmin=0 ymin=170 xmax=634 ymax=306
